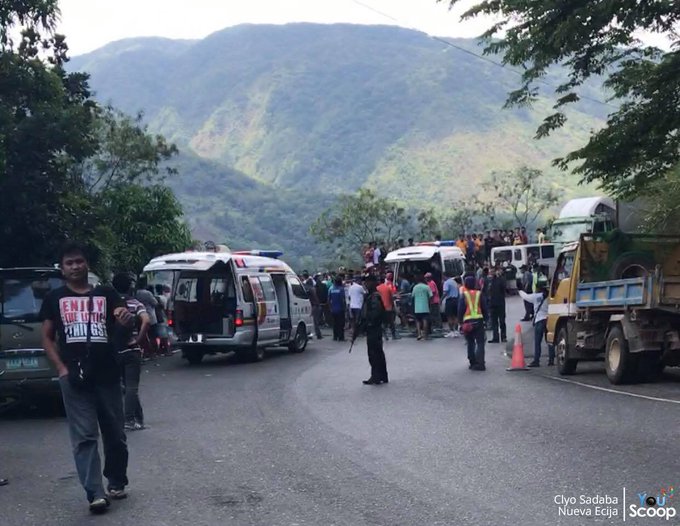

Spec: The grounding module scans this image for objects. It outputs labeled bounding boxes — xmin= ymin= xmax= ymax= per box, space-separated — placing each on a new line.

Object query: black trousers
xmin=120 ymin=349 xmax=144 ymax=425
xmin=332 ymin=312 xmax=345 ymax=341
xmin=382 ymin=311 xmax=396 ymax=338
xmin=490 ymin=304 xmax=507 ymax=341
xmin=366 ymin=329 xmax=388 ymax=382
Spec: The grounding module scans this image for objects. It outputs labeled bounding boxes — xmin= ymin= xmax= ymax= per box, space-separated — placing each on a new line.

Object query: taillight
xmin=235 ymin=309 xmax=244 ymax=327
xmin=167 ymin=311 xmax=174 ymax=327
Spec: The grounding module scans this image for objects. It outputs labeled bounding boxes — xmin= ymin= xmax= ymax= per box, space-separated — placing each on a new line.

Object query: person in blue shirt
xmin=442 ymin=272 xmax=461 ymax=338
xmin=328 ymin=276 xmax=346 ymax=341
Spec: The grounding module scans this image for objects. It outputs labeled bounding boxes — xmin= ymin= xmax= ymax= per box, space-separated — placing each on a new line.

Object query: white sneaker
xmin=443 ymin=332 xmax=452 ymax=338
xmin=453 ymin=331 xmax=461 ymax=338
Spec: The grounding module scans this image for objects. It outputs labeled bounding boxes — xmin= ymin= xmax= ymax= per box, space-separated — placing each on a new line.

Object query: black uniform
xmin=488 ymin=275 xmax=507 ymax=342
xmin=356 ymin=290 xmax=388 ymax=384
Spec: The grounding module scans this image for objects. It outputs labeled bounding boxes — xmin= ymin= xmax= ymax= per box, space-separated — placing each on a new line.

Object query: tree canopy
xmin=0 ymin=1 xmax=191 ymax=274
xmin=442 ymin=0 xmax=680 ymax=197
xmin=481 ymin=166 xmax=559 ymax=228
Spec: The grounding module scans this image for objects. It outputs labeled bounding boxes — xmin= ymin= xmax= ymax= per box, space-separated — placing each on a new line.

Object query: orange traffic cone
xmin=507 ymin=324 xmax=529 ymax=371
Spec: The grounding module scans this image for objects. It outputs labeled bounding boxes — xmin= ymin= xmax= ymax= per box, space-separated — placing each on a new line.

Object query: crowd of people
xmin=300 ymin=228 xmax=554 ymax=382
xmin=360 ymin=227 xmax=548 ymax=271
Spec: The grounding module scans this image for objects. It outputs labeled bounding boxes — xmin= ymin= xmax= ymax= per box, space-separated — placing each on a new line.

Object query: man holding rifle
xmin=352 ymin=274 xmax=389 ymax=385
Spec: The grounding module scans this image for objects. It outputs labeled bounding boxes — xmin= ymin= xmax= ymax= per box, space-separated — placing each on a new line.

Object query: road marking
xmin=543 ymin=375 xmax=680 ymax=405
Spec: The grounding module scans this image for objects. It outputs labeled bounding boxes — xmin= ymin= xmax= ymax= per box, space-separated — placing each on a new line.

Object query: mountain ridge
xmin=68 ymin=23 xmax=606 ymax=264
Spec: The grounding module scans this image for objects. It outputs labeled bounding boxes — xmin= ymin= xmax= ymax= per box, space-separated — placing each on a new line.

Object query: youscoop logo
xmin=629 ymin=486 xmax=676 ymax=520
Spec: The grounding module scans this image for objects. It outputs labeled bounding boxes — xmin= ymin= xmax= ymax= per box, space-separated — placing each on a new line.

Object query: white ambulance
xmin=143 ymin=250 xmax=313 ymax=365
xmin=384 ymin=242 xmax=466 ymax=287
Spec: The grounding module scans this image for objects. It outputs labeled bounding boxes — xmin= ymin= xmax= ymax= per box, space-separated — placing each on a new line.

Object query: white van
xmin=384 ymin=242 xmax=466 ymax=292
xmin=491 ymin=243 xmax=557 ymax=277
xmin=143 ymin=250 xmax=313 ymax=365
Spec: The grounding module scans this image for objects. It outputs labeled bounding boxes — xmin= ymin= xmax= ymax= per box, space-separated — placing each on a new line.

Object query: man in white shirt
xmin=348 ymin=276 xmax=366 ymax=334
xmin=518 ymin=277 xmax=554 ymax=367
xmin=372 ymin=243 xmax=381 ymax=267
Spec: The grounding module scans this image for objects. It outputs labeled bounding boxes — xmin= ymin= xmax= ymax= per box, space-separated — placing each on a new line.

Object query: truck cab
xmin=550 ymin=197 xmax=616 ymax=251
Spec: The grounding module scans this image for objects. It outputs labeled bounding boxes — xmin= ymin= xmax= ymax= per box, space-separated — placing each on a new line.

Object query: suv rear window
xmin=1 ymin=276 xmax=63 ymax=322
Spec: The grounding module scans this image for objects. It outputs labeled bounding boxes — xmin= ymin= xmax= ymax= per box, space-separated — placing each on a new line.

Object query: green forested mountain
xmin=69 ymin=23 xmax=606 ymax=263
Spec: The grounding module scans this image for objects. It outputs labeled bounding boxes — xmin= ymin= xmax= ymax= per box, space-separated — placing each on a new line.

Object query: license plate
xmin=6 ymin=357 xmax=39 ymax=369
xmin=188 ymin=334 xmax=203 ymax=343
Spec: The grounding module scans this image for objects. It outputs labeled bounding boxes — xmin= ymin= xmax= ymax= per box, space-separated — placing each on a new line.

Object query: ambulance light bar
xmin=416 ymin=240 xmax=457 ymax=247
xmin=232 ymin=250 xmax=284 ymax=259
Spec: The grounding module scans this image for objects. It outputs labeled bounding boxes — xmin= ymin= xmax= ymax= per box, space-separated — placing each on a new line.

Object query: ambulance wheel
xmin=556 ymin=327 xmax=577 ymax=376
xmin=605 ymin=325 xmax=637 ymax=384
xmin=184 ymin=349 xmax=204 ymax=365
xmin=289 ymin=324 xmax=308 ymax=353
xmin=243 ymin=343 xmax=265 ymax=362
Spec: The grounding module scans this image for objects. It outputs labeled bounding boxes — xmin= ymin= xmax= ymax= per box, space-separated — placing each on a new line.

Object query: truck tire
xmin=184 ymin=348 xmax=204 ymax=365
xmin=288 ymin=324 xmax=308 ymax=353
xmin=609 ymin=253 xmax=655 ymax=280
xmin=605 ymin=325 xmax=637 ymax=384
xmin=555 ymin=326 xmax=578 ymax=375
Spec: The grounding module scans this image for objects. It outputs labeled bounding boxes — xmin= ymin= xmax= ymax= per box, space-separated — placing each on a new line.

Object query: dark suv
xmin=0 ymin=268 xmax=65 ymax=408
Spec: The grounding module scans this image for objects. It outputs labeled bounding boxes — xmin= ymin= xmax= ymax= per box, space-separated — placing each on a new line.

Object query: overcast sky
xmin=58 ymin=0 xmax=496 ymax=55
xmin=57 ymin=0 xmax=673 ymax=56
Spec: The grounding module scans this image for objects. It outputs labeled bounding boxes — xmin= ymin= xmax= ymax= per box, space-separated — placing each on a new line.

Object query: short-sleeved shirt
xmin=376 ymin=283 xmax=395 ymax=311
xmin=328 ymin=286 xmax=345 ymax=314
xmin=427 ymin=280 xmax=440 ymax=305
xmin=443 ymin=278 xmax=460 ymax=301
xmin=349 ymin=283 xmax=365 ymax=310
xmin=135 ymin=289 xmax=158 ymax=325
xmin=40 ymin=285 xmax=125 ymax=385
xmin=411 ymin=283 xmax=433 ymax=314
xmin=115 ymin=295 xmax=147 ymax=353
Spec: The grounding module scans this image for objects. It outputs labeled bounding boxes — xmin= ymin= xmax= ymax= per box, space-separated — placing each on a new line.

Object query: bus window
xmin=541 ymin=245 xmax=555 ymax=259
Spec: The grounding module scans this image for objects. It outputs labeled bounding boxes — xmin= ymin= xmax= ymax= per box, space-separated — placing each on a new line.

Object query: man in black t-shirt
xmin=40 ymin=242 xmax=133 ymax=514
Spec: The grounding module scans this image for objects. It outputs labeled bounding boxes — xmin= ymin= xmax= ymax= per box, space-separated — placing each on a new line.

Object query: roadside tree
xmin=441 ymin=0 xmax=680 ymax=197
xmin=480 ymin=166 xmax=559 ymax=229
xmin=310 ymin=189 xmax=410 ymax=258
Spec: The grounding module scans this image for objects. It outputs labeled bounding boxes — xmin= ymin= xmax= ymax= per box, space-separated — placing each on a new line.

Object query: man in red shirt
xmin=376 ymin=273 xmax=399 ymax=340
xmin=426 ymin=273 xmax=442 ymax=329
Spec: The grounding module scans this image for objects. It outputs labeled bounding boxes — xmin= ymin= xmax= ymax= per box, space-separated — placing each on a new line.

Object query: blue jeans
xmin=533 ymin=319 xmax=555 ymax=364
xmin=59 ymin=377 xmax=128 ymax=502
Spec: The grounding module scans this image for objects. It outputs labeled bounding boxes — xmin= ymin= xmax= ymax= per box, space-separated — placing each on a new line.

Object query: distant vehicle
xmin=143 ymin=250 xmax=313 ymax=365
xmin=385 ymin=242 xmax=466 ymax=319
xmin=0 ymin=268 xmax=99 ymax=409
xmin=384 ymin=242 xmax=466 ymax=292
xmin=547 ymin=232 xmax=680 ymax=384
xmin=490 ymin=243 xmax=557 ymax=277
xmin=550 ymin=197 xmax=616 ymax=250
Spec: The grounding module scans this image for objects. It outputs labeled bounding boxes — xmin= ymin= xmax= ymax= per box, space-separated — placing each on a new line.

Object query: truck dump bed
xmin=576 ymin=278 xmax=648 ymax=309
xmin=575 ymin=232 xmax=680 ymax=311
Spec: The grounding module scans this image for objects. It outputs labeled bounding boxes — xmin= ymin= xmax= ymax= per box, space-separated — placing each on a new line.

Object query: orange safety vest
xmin=462 ymin=289 xmax=483 ymax=321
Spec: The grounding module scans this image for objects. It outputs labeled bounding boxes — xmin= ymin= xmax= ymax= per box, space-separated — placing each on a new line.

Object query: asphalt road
xmin=2 ymin=297 xmax=679 ymax=526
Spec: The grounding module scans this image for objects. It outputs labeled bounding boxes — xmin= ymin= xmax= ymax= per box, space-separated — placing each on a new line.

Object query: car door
xmin=286 ymin=276 xmax=312 ymax=331
xmin=255 ymin=274 xmax=280 ymax=343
